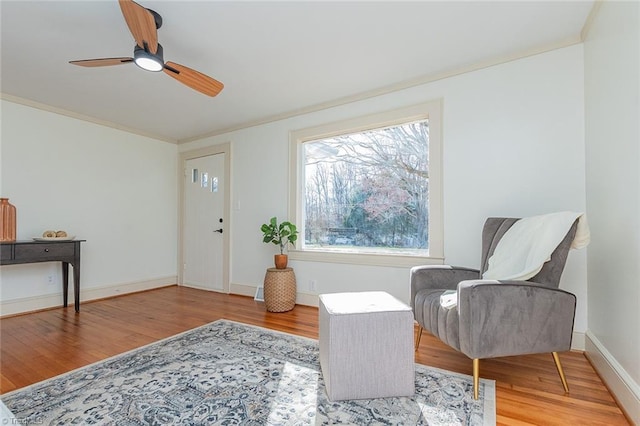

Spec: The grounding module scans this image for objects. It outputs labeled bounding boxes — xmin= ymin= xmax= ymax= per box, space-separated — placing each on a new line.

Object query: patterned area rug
xmin=1 ymin=320 xmax=495 ymax=425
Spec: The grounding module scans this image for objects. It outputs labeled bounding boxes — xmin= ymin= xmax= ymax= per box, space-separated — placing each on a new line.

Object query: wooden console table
xmin=0 ymin=239 xmax=85 ymax=312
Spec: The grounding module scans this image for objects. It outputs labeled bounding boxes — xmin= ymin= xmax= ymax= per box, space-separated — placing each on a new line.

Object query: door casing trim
xmin=178 ymin=143 xmax=231 ymax=293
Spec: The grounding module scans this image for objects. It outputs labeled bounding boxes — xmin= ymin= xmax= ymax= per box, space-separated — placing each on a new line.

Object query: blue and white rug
xmin=1 ymin=319 xmax=495 ymax=425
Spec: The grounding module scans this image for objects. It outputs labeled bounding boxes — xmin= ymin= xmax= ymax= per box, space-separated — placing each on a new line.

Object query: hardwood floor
xmin=0 ymin=286 xmax=630 ymax=425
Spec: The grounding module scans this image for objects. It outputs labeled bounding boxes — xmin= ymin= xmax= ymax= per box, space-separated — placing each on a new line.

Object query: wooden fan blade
xmin=163 ymin=62 xmax=224 ymax=97
xmin=69 ymin=57 xmax=134 ymax=67
xmin=119 ymin=0 xmax=158 ymax=54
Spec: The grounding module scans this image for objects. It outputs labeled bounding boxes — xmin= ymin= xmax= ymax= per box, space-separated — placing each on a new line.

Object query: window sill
xmin=288 ymin=249 xmax=444 ymax=268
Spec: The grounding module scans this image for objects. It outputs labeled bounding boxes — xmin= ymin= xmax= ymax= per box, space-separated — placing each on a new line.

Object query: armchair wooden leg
xmin=473 ymin=358 xmax=480 ymax=400
xmin=415 ymin=326 xmax=423 ymax=351
xmin=552 ymin=352 xmax=570 ymax=393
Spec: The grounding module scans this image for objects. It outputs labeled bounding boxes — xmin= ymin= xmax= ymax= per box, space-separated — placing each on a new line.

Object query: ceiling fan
xmin=69 ymin=0 xmax=223 ymax=97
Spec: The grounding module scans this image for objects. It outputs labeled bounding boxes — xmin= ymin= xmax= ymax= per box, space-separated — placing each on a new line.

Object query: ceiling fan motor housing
xmin=148 ymin=8 xmax=162 ymax=29
xmin=134 ymin=43 xmax=164 ymax=71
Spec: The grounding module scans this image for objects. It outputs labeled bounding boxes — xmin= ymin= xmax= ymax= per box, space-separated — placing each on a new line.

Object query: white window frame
xmin=288 ymin=100 xmax=444 ymax=268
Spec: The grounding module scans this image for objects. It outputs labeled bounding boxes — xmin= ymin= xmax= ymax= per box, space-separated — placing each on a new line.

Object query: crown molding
xmin=1 ymin=31 xmax=586 ymax=146
xmin=179 ymin=36 xmax=583 ymax=144
xmin=581 ymin=0 xmax=604 ymax=41
xmin=0 ymin=93 xmax=177 ymax=144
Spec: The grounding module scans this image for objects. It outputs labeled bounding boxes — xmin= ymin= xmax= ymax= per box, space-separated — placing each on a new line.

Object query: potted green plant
xmin=261 ymin=217 xmax=299 ymax=269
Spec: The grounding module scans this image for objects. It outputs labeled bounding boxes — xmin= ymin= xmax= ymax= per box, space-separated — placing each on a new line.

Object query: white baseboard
xmin=585 ymin=330 xmax=640 ymax=425
xmin=571 ymin=331 xmax=585 ymax=351
xmin=230 ymin=282 xmax=319 ymax=307
xmin=180 ymin=282 xmax=226 ymax=293
xmin=0 ymin=276 xmax=177 ymax=317
xmin=228 ymin=282 xmax=255 ymax=298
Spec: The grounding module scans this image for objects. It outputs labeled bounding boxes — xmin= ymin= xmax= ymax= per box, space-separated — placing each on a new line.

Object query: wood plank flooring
xmin=0 ymin=286 xmax=630 ymax=425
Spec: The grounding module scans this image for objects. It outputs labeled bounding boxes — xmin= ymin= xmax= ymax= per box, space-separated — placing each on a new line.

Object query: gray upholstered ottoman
xmin=318 ymin=291 xmax=415 ymax=401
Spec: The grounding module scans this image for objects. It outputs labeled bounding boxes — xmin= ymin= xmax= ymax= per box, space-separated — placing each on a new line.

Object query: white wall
xmin=584 ymin=1 xmax=640 ymax=422
xmin=0 ymin=100 xmax=178 ymax=314
xmin=181 ymin=45 xmax=588 ymax=337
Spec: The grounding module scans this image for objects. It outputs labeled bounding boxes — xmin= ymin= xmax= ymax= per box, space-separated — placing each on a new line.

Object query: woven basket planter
xmin=264 ymin=267 xmax=296 ymax=312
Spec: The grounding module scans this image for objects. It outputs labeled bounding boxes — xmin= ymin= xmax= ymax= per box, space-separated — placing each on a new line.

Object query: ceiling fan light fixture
xmin=134 ymin=44 xmax=164 ymax=72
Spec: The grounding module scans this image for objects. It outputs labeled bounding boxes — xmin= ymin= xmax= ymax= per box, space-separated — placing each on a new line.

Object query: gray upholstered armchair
xmin=411 ymin=217 xmax=578 ymax=399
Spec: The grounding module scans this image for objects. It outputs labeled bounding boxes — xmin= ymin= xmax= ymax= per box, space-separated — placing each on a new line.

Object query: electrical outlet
xmin=47 ymin=275 xmax=55 ymax=285
xmin=309 ymin=280 xmax=317 ymax=292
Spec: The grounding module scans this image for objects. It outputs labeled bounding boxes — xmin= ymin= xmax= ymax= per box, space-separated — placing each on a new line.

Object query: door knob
xmin=214 ymin=228 xmax=223 ymax=233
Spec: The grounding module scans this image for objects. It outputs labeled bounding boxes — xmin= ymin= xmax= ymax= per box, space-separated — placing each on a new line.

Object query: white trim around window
xmin=288 ymin=100 xmax=444 ymax=268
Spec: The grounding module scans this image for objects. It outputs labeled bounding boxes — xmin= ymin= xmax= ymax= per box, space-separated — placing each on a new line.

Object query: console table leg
xmin=62 ymin=262 xmax=69 ymax=308
xmin=73 ymin=263 xmax=80 ymax=312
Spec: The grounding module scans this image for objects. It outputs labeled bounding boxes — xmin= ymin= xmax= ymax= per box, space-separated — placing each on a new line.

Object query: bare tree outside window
xmin=303 ymin=120 xmax=429 ymax=254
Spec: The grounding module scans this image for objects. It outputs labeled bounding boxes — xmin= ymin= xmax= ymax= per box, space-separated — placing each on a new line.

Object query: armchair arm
xmin=410 ymin=265 xmax=480 ymax=310
xmin=457 ymin=280 xmax=576 ymax=359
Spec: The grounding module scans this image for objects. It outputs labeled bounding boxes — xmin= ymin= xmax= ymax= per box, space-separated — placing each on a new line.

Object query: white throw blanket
xmin=482 ymin=211 xmax=590 ymax=281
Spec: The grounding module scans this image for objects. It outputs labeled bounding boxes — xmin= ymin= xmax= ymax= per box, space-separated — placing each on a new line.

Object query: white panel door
xmin=183 ymin=154 xmax=225 ymax=291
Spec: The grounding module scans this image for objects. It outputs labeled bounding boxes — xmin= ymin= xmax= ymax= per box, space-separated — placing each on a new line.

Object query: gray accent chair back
xmin=479 ymin=218 xmax=576 ymax=288
xmin=411 ymin=217 xmax=578 ymax=399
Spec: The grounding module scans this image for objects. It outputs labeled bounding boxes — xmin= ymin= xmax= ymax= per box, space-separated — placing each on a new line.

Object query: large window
xmin=289 ymin=101 xmax=443 ymax=267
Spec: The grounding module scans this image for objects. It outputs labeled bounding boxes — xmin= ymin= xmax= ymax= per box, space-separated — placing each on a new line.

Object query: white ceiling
xmin=1 ymin=1 xmax=594 ymax=143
